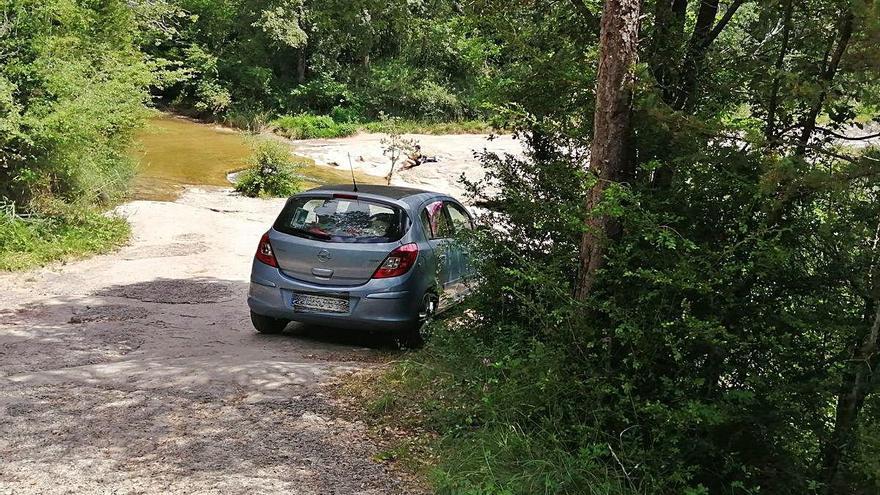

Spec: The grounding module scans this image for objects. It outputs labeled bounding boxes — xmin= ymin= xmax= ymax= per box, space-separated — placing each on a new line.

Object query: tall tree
xmin=574 ymin=0 xmax=641 ymax=300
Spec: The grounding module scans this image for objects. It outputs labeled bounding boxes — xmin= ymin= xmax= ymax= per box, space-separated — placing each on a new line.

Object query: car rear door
xmin=444 ymin=201 xmax=475 ymax=285
xmin=419 ymin=200 xmax=456 ymax=306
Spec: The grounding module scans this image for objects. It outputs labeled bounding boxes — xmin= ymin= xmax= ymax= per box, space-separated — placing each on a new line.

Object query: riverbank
xmin=136 ymin=112 xmax=524 ymax=203
xmin=131 ymin=114 xmax=383 ymax=202
xmin=0 ymin=208 xmax=130 ymax=272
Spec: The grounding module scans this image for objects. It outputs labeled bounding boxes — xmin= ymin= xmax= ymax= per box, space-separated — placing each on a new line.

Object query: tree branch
xmin=702 ymin=0 xmax=747 ymax=50
xmin=796 ymin=10 xmax=855 ymax=155
xmin=816 ymin=127 xmax=880 ymax=141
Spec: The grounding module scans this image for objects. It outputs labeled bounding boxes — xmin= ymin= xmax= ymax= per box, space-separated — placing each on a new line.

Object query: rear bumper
xmin=247 ymin=260 xmax=421 ymax=332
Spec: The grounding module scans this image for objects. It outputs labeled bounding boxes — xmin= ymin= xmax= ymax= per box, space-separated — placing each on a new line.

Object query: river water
xmin=130 ymin=114 xmax=375 ymax=201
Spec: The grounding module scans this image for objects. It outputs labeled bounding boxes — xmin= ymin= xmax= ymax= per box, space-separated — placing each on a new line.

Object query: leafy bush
xmin=0 ymin=0 xmax=152 ymax=209
xmin=330 ymin=105 xmax=363 ymax=124
xmin=174 ymin=44 xmax=232 ymax=116
xmin=272 ymin=112 xmax=491 ymax=140
xmin=359 ymin=61 xmax=469 ymax=121
xmin=284 ymin=76 xmax=353 ymax=114
xmin=271 ymin=114 xmax=357 ymax=139
xmin=234 ymin=140 xmax=303 ymax=197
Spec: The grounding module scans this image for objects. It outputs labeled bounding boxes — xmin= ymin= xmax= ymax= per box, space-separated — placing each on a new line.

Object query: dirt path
xmin=0 ymin=188 xmax=415 ymax=494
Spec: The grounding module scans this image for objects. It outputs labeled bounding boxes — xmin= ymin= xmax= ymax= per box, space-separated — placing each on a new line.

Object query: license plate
xmin=291 ymin=293 xmax=349 ymax=314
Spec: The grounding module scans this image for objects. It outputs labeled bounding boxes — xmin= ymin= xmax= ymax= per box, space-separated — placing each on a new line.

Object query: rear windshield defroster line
xmin=273 ymin=196 xmax=409 ymax=244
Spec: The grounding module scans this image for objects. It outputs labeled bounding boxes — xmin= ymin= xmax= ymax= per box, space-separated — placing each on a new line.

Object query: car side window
xmin=421 ymin=200 xmax=453 ymax=239
xmin=445 ymin=202 xmax=473 ymax=232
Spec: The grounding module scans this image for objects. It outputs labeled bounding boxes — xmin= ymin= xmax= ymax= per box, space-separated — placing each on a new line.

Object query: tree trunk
xmin=672 ymin=0 xmax=719 ymax=110
xmin=574 ymin=0 xmax=641 ymax=301
xmin=821 ymin=219 xmax=880 ymax=491
xmin=650 ymin=0 xmax=688 ymax=104
xmin=296 ymin=48 xmax=307 ymax=84
xmin=673 ymin=0 xmax=745 ymax=111
xmin=795 ymin=11 xmax=853 ymax=156
xmin=650 ymin=0 xmax=744 ymax=188
xmin=764 ymin=0 xmax=794 ymax=144
xmin=821 ymin=301 xmax=880 ymax=492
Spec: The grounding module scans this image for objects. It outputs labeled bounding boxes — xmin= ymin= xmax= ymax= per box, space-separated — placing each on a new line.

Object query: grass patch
xmin=360 ymin=119 xmax=493 ymax=135
xmin=271 ymin=113 xmax=495 ymax=141
xmin=0 ymin=208 xmax=130 ymax=271
xmin=340 ymin=323 xmax=640 ymax=495
xmin=271 ymin=114 xmax=358 ymax=139
xmin=340 ymin=363 xmax=441 ymax=483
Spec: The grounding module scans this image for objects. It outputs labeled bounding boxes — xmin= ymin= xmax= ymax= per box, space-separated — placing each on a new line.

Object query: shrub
xmin=330 ymin=105 xmax=363 ymax=124
xmin=0 ymin=0 xmax=151 ymax=209
xmin=234 ymin=140 xmax=302 ymax=197
xmin=284 ymin=76 xmax=353 ymax=114
xmin=361 ymin=132 xmax=880 ymax=494
xmin=176 ymin=45 xmax=232 ymax=116
xmin=360 ymin=119 xmax=493 ymax=135
xmin=271 ymin=114 xmax=357 ymax=139
xmin=360 ymin=61 xmax=471 ymax=121
xmin=222 ymin=103 xmax=272 ymax=133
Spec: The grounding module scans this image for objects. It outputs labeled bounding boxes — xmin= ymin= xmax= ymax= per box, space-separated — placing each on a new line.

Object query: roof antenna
xmin=347 ymin=152 xmax=358 ymax=193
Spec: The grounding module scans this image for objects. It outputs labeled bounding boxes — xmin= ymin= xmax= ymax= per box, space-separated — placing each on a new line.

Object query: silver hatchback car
xmin=247 ymin=184 xmax=474 ymax=341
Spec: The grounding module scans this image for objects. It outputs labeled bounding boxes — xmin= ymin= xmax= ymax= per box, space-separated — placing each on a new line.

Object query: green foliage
xmin=234 ymin=140 xmax=303 ymax=197
xmin=175 ymin=44 xmax=232 ymax=115
xmin=361 ymin=119 xmax=493 ymax=135
xmin=0 ymin=204 xmax=130 ymax=271
xmin=142 ymin=0 xmax=499 ymax=121
xmin=271 ymin=111 xmax=493 ymax=139
xmin=222 ymin=103 xmax=273 ymax=133
xmin=329 ymin=105 xmax=362 ymax=124
xmin=362 ymin=1 xmax=880 ymax=494
xmin=271 ymin=114 xmax=357 ymax=140
xmin=0 ymin=0 xmax=153 ymax=210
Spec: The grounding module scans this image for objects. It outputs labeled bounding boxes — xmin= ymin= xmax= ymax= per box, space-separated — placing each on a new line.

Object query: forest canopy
xmin=138 ymin=0 xmax=501 ymax=121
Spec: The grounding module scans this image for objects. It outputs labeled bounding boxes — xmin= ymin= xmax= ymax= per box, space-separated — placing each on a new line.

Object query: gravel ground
xmin=0 ymin=188 xmax=417 ymax=494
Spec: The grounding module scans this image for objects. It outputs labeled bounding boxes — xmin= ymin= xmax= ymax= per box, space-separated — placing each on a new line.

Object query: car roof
xmin=306 ymin=184 xmax=435 ymax=200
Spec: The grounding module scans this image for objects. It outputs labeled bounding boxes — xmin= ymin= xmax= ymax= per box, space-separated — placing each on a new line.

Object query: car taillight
xmin=372 ymin=243 xmax=419 ymax=279
xmin=255 ymin=232 xmax=278 ymax=267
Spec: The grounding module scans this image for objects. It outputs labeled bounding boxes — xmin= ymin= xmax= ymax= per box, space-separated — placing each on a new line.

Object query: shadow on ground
xmin=0 ymin=276 xmax=411 ymax=493
xmin=94 ymin=276 xmax=404 ymax=350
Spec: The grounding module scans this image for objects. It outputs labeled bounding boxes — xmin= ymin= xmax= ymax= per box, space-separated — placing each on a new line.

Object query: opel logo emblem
xmin=317 ymin=249 xmax=331 ymax=263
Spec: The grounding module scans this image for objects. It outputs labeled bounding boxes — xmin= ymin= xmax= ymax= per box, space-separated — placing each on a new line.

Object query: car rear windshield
xmin=274 ymin=196 xmax=408 ymax=243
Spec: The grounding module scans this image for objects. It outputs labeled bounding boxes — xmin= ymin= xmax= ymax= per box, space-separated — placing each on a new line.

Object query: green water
xmin=131 ymin=114 xmax=377 ymax=201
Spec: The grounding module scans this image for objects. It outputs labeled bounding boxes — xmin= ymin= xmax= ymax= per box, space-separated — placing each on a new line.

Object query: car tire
xmin=399 ymin=293 xmax=438 ymax=349
xmin=250 ymin=311 xmax=289 ymax=334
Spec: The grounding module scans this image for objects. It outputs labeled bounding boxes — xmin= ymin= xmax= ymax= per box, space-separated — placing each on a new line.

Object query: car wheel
xmin=400 ymin=293 xmax=438 ymax=349
xmin=250 ymin=311 xmax=289 ymax=334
